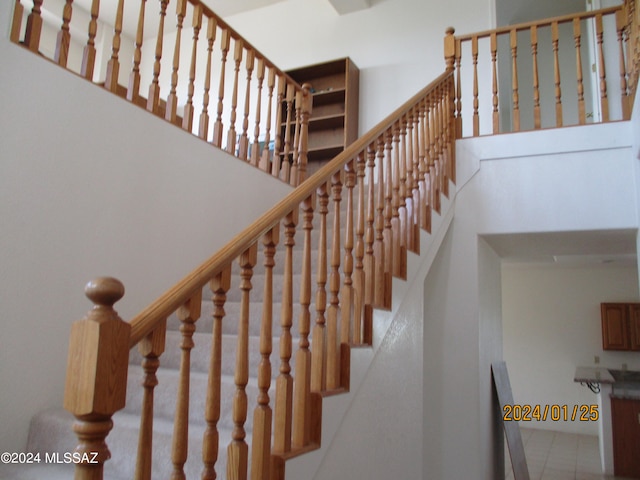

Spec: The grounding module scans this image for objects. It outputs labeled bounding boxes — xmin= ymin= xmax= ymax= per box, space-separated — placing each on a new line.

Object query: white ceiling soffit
xmin=207 ymin=0 xmax=287 ymax=17
xmin=327 ymin=0 xmax=372 ymax=15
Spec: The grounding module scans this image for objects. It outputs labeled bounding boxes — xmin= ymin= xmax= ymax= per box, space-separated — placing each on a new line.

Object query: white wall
xmin=502 ymin=263 xmax=640 ymax=436
xmin=0 ymin=3 xmax=292 ymax=453
xmin=223 ymin=0 xmax=495 ymax=133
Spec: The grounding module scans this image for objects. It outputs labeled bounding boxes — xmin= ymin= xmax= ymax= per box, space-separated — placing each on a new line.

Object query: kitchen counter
xmin=573 ymin=367 xmax=616 ymax=385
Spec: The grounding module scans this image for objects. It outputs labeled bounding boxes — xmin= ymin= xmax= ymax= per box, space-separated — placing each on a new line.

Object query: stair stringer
xmin=284 ymin=181 xmax=457 ymax=480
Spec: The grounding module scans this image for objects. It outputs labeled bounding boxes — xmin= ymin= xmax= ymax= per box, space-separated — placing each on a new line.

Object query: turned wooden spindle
xmin=198 ymin=16 xmax=217 ymax=139
xmin=617 ymin=9 xmax=631 ymax=119
xmin=135 ymin=322 xmax=167 ymax=480
xmin=530 ymin=26 xmax=541 ymax=129
xmin=326 ymin=171 xmax=343 ymax=390
xmin=274 ymin=211 xmax=297 ymax=453
xmin=491 ymin=32 xmax=500 ymax=133
xmin=127 ymin=0 xmax=148 ymax=104
xmin=341 ymin=161 xmax=356 ymax=346
xmin=271 ymin=77 xmax=286 ymax=179
xmin=202 ymin=267 xmax=231 ymax=480
xmin=147 ymin=0 xmax=170 ymax=115
xmin=182 ymin=5 xmax=204 ymax=132
xmin=251 ymin=228 xmax=278 ymax=480
xmin=64 ymin=277 xmax=131 ymax=480
xmin=374 ymin=137 xmax=386 ymax=308
xmin=363 ymin=145 xmax=376 ymax=308
xmin=81 ymin=0 xmax=100 ymax=81
xmin=293 ymin=197 xmax=314 ymax=449
xmin=280 ymin=84 xmax=295 ymax=183
xmin=394 ymin=123 xmax=406 ymax=262
xmin=404 ymin=114 xmax=419 ymax=254
xmin=573 ymin=19 xmax=586 ymax=125
xmin=239 ymin=50 xmax=256 ymax=161
xmin=165 ymin=0 xmax=187 ymax=124
xmin=400 ymin=117 xmax=415 ymax=254
xmin=104 ymin=0 xmax=125 ymax=92
xmin=383 ymin=131 xmax=394 ymax=282
xmin=289 ymin=90 xmax=303 ymax=186
xmin=54 ymin=0 xmax=74 ymax=67
xmin=251 ymin=59 xmax=266 ymax=167
xmin=552 ymin=21 xmax=563 ymax=127
xmin=10 ymin=0 xmax=24 ymax=44
xmin=596 ymin=14 xmax=610 ymax=122
xmin=213 ymin=29 xmax=231 ymax=147
xmin=24 ymin=0 xmax=43 ymax=52
xmin=353 ymin=154 xmax=367 ymax=344
xmin=226 ymin=39 xmax=244 ymax=154
xmin=227 ymin=245 xmax=257 ymax=480
xmin=260 ymin=68 xmax=277 ymax=173
xmin=510 ymin=29 xmax=521 ymax=132
xmin=311 ymin=184 xmax=329 ymax=393
xmin=472 ymin=35 xmax=480 ymax=136
xmin=171 ymin=291 xmax=202 ymax=480
xmin=455 ymin=38 xmax=463 ymax=138
xmin=417 ymin=103 xmax=429 ymax=233
xmin=296 ymin=84 xmax=313 ymax=185
xmin=447 ymin=75 xmax=457 ymax=184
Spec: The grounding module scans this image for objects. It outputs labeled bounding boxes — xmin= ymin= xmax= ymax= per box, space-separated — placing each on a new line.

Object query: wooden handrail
xmin=447 ymin=2 xmax=638 ymax=137
xmin=11 ymin=0 xmax=309 ymax=186
xmin=129 ymin=70 xmax=453 ymax=346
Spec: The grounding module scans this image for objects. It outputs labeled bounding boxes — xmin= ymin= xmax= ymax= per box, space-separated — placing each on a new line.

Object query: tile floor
xmin=505 ymin=428 xmax=635 ymax=480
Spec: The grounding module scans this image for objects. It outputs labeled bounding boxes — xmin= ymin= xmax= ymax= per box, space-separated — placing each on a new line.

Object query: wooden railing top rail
xmin=129 ymin=69 xmax=453 ymax=346
xmin=454 ymin=4 xmax=623 ymax=41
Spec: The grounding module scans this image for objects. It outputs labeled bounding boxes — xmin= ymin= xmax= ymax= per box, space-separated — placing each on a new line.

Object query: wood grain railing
xmin=445 ymin=0 xmax=639 ymax=137
xmin=11 ymin=0 xmax=310 ymax=185
xmin=63 ymin=70 xmax=455 ymax=480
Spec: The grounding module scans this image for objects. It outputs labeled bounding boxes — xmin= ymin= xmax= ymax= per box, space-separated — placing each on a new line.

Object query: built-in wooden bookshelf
xmin=286 ymin=57 xmax=359 ymax=166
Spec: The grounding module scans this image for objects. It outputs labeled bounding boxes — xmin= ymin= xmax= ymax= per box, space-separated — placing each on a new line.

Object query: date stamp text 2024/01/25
xmin=503 ymin=404 xmax=599 ymax=422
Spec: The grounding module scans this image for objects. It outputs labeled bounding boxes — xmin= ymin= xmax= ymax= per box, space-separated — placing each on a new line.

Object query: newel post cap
xmin=64 ymin=277 xmax=131 ymax=418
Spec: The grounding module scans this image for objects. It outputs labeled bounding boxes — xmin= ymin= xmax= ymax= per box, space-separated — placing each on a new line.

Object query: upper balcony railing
xmin=445 ymin=0 xmax=640 ymax=137
xmin=11 ymin=0 xmax=311 ymax=186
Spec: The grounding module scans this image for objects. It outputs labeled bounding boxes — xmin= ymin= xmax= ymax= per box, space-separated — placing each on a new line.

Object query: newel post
xmin=64 ymin=277 xmax=131 ymax=480
xmin=444 ymin=27 xmax=456 ymax=72
xmin=296 ymin=83 xmax=313 ymax=185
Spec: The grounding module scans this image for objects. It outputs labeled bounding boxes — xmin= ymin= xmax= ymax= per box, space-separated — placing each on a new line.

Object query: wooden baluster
xmin=449 ymin=75 xmax=457 ymax=183
xmin=571 ymin=19 xmax=586 ymax=125
xmin=391 ymin=124 xmax=405 ymax=279
xmin=491 ymin=32 xmax=499 ymax=133
xmin=198 ymin=16 xmax=216 ymax=140
xmin=128 ymin=0 xmax=148 ymax=105
xmin=24 ymin=0 xmax=43 ymax=52
xmin=472 ymin=35 xmax=480 ymax=136
xmin=64 ymin=278 xmax=131 ymax=480
xmin=227 ymin=245 xmax=257 ymax=480
xmin=510 ymin=29 xmax=520 ymax=132
xmin=326 ymin=171 xmax=343 ymax=389
xmin=296 ymin=84 xmax=313 ymax=185
xmin=251 ymin=228 xmax=278 ymax=480
xmin=382 ymin=132 xmax=394 ymax=303
xmin=400 ymin=117 xmax=415 ymax=254
xmin=289 ymin=90 xmax=303 ymax=186
xmin=374 ymin=137 xmax=386 ymax=308
xmin=147 ymin=0 xmax=170 ymax=115
xmin=213 ymin=29 xmax=231 ymax=148
xmin=552 ymin=21 xmax=563 ymax=127
xmin=274 ymin=211 xmax=297 ymax=453
xmin=104 ymin=0 xmax=125 ymax=92
xmin=404 ymin=114 xmax=418 ymax=254
xmin=436 ymin=88 xmax=445 ymax=206
xmin=183 ymin=5 xmax=203 ymax=132
xmin=10 ymin=0 xmax=24 ymax=44
xmin=293 ymin=197 xmax=314 ymax=449
xmin=530 ymin=26 xmax=541 ymax=129
xmin=260 ymin=68 xmax=277 ymax=173
xmin=439 ymin=84 xmax=451 ymax=197
xmin=596 ymin=14 xmax=610 ymax=122
xmin=280 ymin=84 xmax=295 ymax=182
xmin=271 ymin=77 xmax=286 ymax=179
xmin=135 ymin=322 xmax=166 ymax=480
xmin=353 ymin=154 xmax=366 ymax=345
xmin=239 ymin=50 xmax=255 ymax=161
xmin=417 ymin=103 xmax=429 ymax=233
xmin=429 ymin=95 xmax=439 ymax=218
xmin=617 ymin=9 xmax=631 ymax=119
xmin=81 ymin=0 xmax=100 ymax=80
xmin=341 ymin=161 xmax=356 ymax=349
xmin=363 ymin=146 xmax=376 ymax=308
xmin=251 ymin=59 xmax=266 ymax=167
xmin=202 ymin=267 xmax=231 ymax=480
xmin=171 ymin=291 xmax=202 ymax=480
xmin=455 ymin=38 xmax=462 ymax=137
xmin=311 ymin=184 xmax=329 ymax=392
xmin=411 ymin=109 xmax=422 ymax=249
xmin=165 ymin=0 xmax=187 ymax=124
xmin=226 ymin=39 xmax=244 ymax=154
xmin=54 ymin=0 xmax=74 ymax=67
